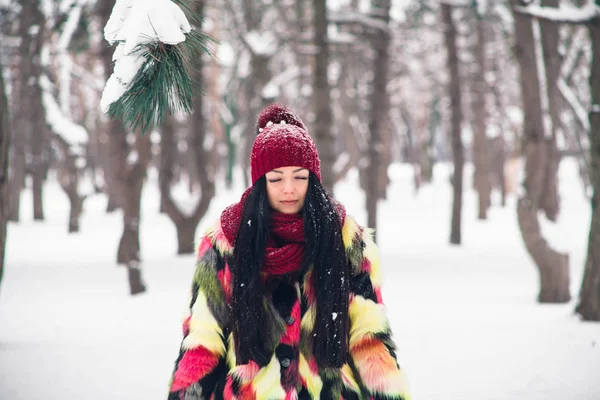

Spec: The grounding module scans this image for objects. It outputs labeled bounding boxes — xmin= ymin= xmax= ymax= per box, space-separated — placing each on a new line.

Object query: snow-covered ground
xmin=1 ymin=159 xmax=599 ymax=400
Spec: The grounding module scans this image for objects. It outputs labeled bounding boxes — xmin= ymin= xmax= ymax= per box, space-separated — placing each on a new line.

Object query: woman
xmin=167 ymin=104 xmax=409 ymax=400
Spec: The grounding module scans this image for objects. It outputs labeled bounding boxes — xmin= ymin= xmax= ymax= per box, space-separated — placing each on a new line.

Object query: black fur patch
xmin=275 ymin=343 xmax=295 ymax=361
xmin=349 ymin=271 xmax=377 ymax=303
xmin=272 ymin=280 xmax=298 ymax=318
xmin=197 ymin=356 xmax=227 ymax=397
xmin=298 ymin=387 xmax=311 ymax=400
xmin=341 ymin=386 xmax=360 ymax=400
xmin=190 ymin=282 xmax=200 ymax=310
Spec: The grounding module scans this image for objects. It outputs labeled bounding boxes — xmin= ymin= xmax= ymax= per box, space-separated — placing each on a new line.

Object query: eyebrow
xmin=271 ymin=168 xmax=307 ymax=174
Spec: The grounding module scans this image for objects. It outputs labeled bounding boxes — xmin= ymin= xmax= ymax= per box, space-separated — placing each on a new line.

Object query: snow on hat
xmin=250 ymin=104 xmax=321 ymax=185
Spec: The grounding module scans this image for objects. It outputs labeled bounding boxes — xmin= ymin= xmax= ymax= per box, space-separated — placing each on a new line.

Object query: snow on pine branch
xmin=515 ymin=1 xmax=600 ymax=24
xmin=100 ymin=0 xmax=191 ymax=114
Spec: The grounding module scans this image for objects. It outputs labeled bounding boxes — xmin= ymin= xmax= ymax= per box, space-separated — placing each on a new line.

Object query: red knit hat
xmin=250 ymin=104 xmax=321 ymax=185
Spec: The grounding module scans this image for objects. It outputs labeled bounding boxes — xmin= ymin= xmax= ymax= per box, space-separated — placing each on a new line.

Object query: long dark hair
xmin=231 ymin=173 xmax=350 ymax=368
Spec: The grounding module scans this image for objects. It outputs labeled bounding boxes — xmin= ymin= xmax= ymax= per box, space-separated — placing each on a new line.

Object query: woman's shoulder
xmin=194 ymin=218 xmax=234 ymax=259
xmin=341 ymin=214 xmax=375 ymax=250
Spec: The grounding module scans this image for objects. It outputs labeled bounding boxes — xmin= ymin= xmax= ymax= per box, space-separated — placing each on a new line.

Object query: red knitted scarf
xmin=263 ymin=211 xmax=305 ymax=275
xmin=220 ymin=187 xmax=346 ymax=276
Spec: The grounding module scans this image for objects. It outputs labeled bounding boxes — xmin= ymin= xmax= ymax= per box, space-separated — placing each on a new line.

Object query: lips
xmin=281 ymin=200 xmax=298 ymax=205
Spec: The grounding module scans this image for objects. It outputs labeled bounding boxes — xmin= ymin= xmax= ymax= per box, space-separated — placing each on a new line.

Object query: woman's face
xmin=265 ymin=166 xmax=310 ymax=214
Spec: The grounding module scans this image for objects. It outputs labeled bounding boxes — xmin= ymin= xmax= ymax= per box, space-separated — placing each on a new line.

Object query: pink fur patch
xmin=224 ymin=376 xmax=237 ymax=400
xmin=285 ymin=389 xmax=298 ymax=400
xmin=170 ymin=346 xmax=220 ymax=392
xmin=302 ymin=271 xmax=315 ymax=304
xmin=212 ymin=223 xmax=234 ymax=254
xmin=281 ymin=301 xmax=301 ymax=345
xmin=182 ymin=315 xmax=191 ymax=336
xmin=197 ymin=236 xmax=212 ymax=260
xmin=238 ymin=382 xmax=255 ymax=400
xmin=352 ymin=339 xmax=398 ymax=393
xmin=218 ymin=264 xmax=233 ymax=303
xmin=231 ymin=361 xmax=260 ymax=381
xmin=361 ymin=258 xmax=372 ymax=274
xmin=308 ymin=357 xmax=319 ymax=375
xmin=374 ymin=287 xmax=383 ymax=304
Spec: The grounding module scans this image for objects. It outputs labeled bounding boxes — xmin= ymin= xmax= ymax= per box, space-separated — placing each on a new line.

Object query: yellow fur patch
xmin=226 ymin=334 xmax=236 ymax=368
xmin=298 ymin=353 xmax=323 ymax=397
xmin=300 ymin=304 xmax=316 ymax=333
xmin=362 ymin=228 xmax=383 ymax=288
xmin=253 ymin=356 xmax=286 ymax=400
xmin=183 ymin=291 xmax=225 ymax=356
xmin=341 ymin=363 xmax=361 ymax=392
xmin=348 ymin=295 xmax=388 ymax=348
xmin=342 ymin=215 xmax=359 ymax=250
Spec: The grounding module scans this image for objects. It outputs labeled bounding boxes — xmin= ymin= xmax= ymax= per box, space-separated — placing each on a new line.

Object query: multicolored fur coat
xmin=168 ymin=215 xmax=410 ymax=400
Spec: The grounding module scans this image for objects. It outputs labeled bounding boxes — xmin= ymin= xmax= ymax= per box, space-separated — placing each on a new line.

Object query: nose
xmin=283 ymin=178 xmax=294 ymax=194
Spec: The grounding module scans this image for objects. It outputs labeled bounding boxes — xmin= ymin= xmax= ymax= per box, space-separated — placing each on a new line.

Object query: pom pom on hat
xmin=250 ymin=104 xmax=321 ymax=185
xmin=256 ymin=104 xmax=306 ymax=135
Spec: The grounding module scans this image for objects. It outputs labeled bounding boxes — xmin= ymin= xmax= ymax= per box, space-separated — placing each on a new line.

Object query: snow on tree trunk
xmin=313 ymin=0 xmax=335 ymax=192
xmin=442 ymin=3 xmax=464 ymax=245
xmin=511 ymin=0 xmax=570 ymax=303
xmin=538 ymin=0 xmax=562 ymax=222
xmin=366 ymin=0 xmax=391 ymax=242
xmin=576 ymin=21 xmax=600 ymax=321
xmin=0 ymin=59 xmax=12 ymax=295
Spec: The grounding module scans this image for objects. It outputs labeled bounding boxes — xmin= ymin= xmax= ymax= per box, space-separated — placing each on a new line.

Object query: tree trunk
xmin=576 ymin=20 xmax=600 ymax=320
xmin=313 ymin=0 xmax=334 ymax=192
xmin=115 ymin=133 xmax=150 ymax=295
xmin=366 ymin=0 xmax=391 ymax=242
xmin=98 ymin=0 xmax=148 ymax=295
xmin=240 ymin=1 xmax=271 ymax=188
xmin=159 ymin=0 xmax=215 ymax=255
xmin=539 ymin=0 xmax=562 ymax=222
xmin=0 ymin=59 xmax=12 ymax=295
xmin=511 ymin=0 xmax=570 ymax=303
xmin=27 ymin=1 xmax=48 ymax=221
xmin=442 ymin=4 xmax=464 ymax=245
xmin=471 ymin=11 xmax=491 ymax=220
xmin=54 ymin=136 xmax=85 ymax=233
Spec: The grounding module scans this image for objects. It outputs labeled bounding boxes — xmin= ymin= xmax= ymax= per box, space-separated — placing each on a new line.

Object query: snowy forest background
xmin=1 ymin=0 xmax=600 ymax=399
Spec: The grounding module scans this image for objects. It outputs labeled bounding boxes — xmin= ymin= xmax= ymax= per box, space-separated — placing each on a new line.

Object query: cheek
xmin=298 ymin=182 xmax=309 ymax=202
xmin=266 ymin=182 xmax=278 ymax=205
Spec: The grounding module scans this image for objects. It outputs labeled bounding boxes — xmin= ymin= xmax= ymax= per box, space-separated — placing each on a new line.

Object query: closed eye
xmin=268 ymin=178 xmax=282 ymax=183
xmin=295 ymin=176 xmax=308 ymax=180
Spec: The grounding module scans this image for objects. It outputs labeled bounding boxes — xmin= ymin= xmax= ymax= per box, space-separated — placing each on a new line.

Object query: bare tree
xmin=313 ymin=0 xmax=335 ymax=191
xmin=515 ymin=0 xmax=600 ymax=320
xmin=98 ymin=0 xmax=149 ymax=295
xmin=362 ymin=0 xmax=392 ymax=241
xmin=27 ymin=1 xmax=49 ymax=221
xmin=511 ymin=0 xmax=570 ymax=303
xmin=577 ymin=16 xmax=600 ymax=321
xmin=159 ymin=0 xmax=216 ymax=254
xmin=0 ymin=58 xmax=11 ymax=295
xmin=470 ymin=5 xmax=491 ymax=220
xmin=538 ymin=0 xmax=562 ymax=222
xmin=442 ymin=3 xmax=465 ymax=245
xmin=9 ymin=0 xmax=47 ymax=222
